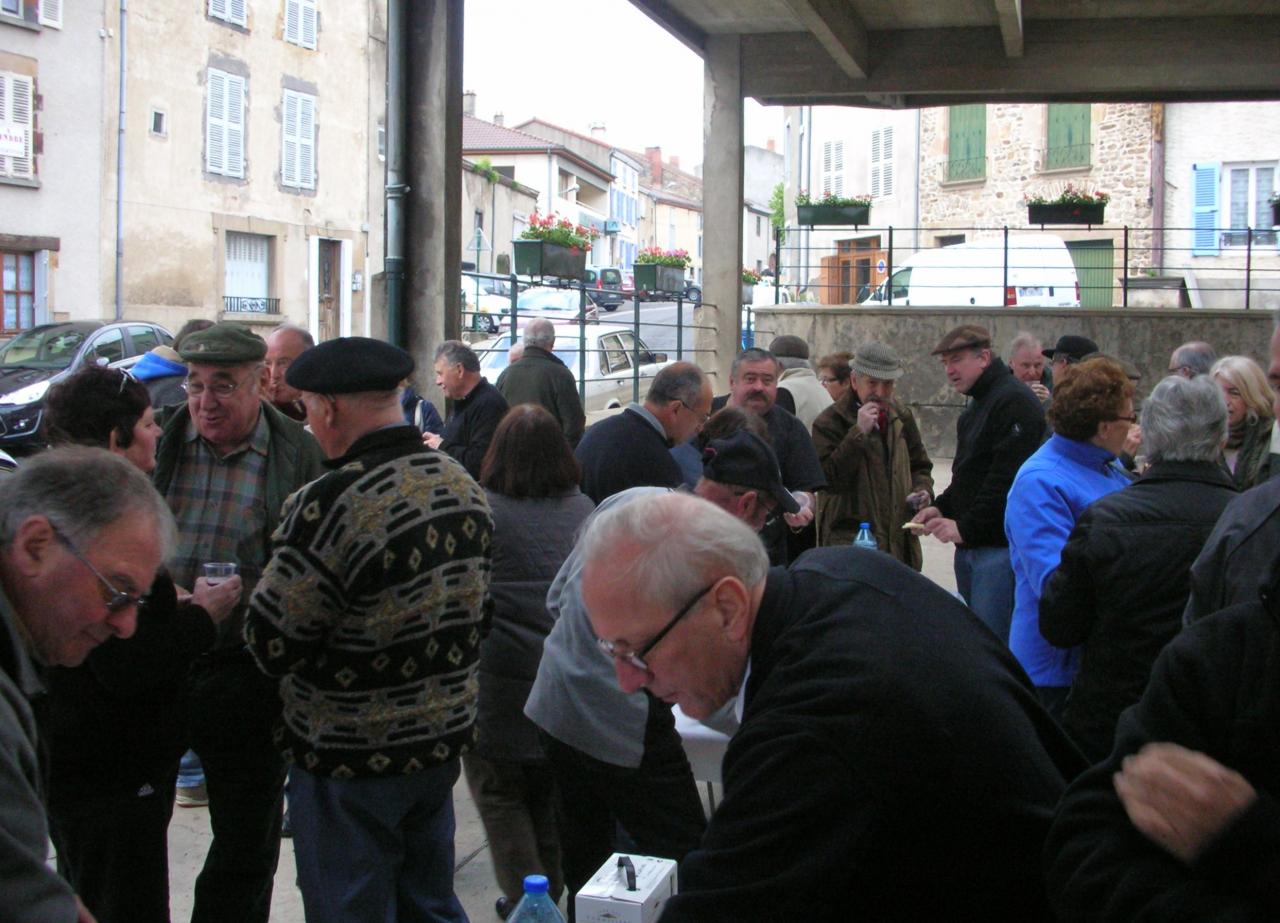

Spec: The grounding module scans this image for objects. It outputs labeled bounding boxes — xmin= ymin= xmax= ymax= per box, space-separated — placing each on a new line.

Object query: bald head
xmin=266 ymin=325 xmax=315 ymax=405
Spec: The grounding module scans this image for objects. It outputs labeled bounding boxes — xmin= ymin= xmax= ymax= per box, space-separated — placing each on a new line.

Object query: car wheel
xmin=687 ymin=287 xmax=702 ymax=304
xmin=604 ymin=302 xmax=619 ymax=312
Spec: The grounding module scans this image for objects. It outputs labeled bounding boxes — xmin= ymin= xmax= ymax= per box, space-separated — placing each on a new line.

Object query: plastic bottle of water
xmin=853 ymin=522 xmax=878 ymax=552
xmin=507 ymin=875 xmax=565 ymax=923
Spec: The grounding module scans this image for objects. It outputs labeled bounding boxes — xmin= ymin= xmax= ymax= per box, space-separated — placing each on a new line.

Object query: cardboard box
xmin=575 ymin=853 xmax=678 ymax=923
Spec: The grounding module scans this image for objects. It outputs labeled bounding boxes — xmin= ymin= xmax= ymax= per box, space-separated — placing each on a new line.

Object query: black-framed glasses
xmin=596 ymin=581 xmax=716 ymax=672
xmin=53 ymin=527 xmax=144 ymax=614
xmin=1111 ymin=414 xmax=1138 ymax=424
xmin=678 ymin=399 xmax=711 ymax=425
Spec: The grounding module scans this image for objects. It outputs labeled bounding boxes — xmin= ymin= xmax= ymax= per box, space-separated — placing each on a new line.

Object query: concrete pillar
xmin=699 ymin=34 xmax=745 ymax=389
xmin=405 ymin=0 xmax=463 ymax=396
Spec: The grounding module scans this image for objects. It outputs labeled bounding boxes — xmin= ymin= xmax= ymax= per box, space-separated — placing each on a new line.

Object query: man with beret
xmin=811 ymin=341 xmax=934 ymax=568
xmin=152 ymin=322 xmax=324 ymax=923
xmin=246 ymin=337 xmax=491 ymax=923
xmin=913 ymin=325 xmax=1045 ymax=644
xmin=769 ymin=334 xmax=831 ymax=429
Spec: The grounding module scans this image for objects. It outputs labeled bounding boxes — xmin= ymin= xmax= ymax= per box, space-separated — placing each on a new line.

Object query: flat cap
xmin=701 ymin=430 xmax=801 ymax=515
xmin=851 ymin=341 xmax=904 ymax=380
xmin=768 ymin=335 xmax=809 ymax=360
xmin=1042 ymin=334 xmax=1099 ymax=362
xmin=931 ymin=324 xmax=992 ymax=355
xmin=286 ymin=337 xmax=415 ymax=394
xmin=179 ymin=323 xmax=267 ymax=364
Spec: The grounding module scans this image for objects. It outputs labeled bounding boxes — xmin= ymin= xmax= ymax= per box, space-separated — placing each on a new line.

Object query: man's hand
xmin=856 ymin=402 xmax=881 ymax=435
xmin=1029 ymin=382 xmax=1051 ymax=402
xmin=783 ymin=492 xmax=815 ymax=529
xmin=422 ymin=432 xmax=443 ymax=450
xmin=1123 ymin=424 xmax=1143 ymax=458
xmin=1114 ymin=742 xmax=1257 ymax=864
xmin=925 ymin=517 xmax=963 ymax=544
xmin=905 ymin=489 xmax=931 ymax=513
xmin=192 ymin=575 xmax=244 ymax=625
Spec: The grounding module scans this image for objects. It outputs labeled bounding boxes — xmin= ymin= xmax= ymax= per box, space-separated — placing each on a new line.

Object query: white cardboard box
xmin=574 ymin=853 xmax=678 ymax=923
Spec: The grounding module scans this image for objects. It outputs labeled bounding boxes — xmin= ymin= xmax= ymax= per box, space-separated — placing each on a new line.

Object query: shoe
xmin=495 ymin=896 xmax=513 ymax=920
xmin=175 ymin=782 xmax=208 ymax=808
xmin=281 ymin=807 xmax=292 ymax=839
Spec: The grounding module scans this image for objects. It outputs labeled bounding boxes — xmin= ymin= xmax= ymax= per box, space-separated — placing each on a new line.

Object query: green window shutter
xmin=947 ymin=104 xmax=986 ymax=181
xmin=1046 ymin=104 xmax=1090 ymax=169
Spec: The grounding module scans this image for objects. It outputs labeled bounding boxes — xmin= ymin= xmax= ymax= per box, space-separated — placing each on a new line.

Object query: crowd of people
xmin=0 ymin=312 xmax=1277 ymax=922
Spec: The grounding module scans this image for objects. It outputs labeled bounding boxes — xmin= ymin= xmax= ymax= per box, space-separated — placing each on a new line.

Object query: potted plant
xmin=742 ymin=267 xmax=762 ymax=304
xmin=795 ymin=190 xmax=872 ymax=226
xmin=1270 ymin=191 xmax=1280 ymax=228
xmin=634 ymin=247 xmax=691 ymax=295
xmin=1025 ymin=185 xmax=1109 ymax=225
xmin=513 ymin=212 xmax=599 ymax=280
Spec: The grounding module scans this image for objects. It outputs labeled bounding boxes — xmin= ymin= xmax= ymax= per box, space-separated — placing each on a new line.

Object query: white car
xmin=512 ymin=287 xmax=600 ymax=325
xmin=461 ymin=276 xmax=516 ymax=334
xmin=473 ymin=324 xmax=671 ymax=411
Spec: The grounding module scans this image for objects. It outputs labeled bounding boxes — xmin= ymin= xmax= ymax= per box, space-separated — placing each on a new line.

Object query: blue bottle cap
xmin=523 ymin=874 xmax=550 ymax=894
xmin=860 ymin=522 xmax=871 ymax=529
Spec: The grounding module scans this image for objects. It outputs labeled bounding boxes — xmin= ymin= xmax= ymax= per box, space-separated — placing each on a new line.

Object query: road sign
xmin=469 ymin=227 xmax=492 ymax=252
xmin=876 ymin=258 xmax=886 ymax=274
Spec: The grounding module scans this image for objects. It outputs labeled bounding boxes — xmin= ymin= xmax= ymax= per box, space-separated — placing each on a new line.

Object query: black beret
xmin=179 ymin=323 xmax=267 ymax=364
xmin=285 ymin=337 xmax=415 ymax=394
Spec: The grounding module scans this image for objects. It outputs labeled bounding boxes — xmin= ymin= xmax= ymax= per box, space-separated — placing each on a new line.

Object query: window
xmin=1223 ymin=163 xmax=1276 ymax=247
xmin=0 ymin=0 xmax=20 ymax=16
xmin=755 ymin=215 xmax=762 ymax=236
xmin=376 ymin=121 xmax=385 ymax=161
xmin=150 ymin=109 xmax=167 ymax=137
xmin=128 ymin=325 xmax=162 ymax=354
xmin=1 ymin=251 xmax=35 ymax=334
xmin=208 ymin=0 xmax=246 ymax=27
xmin=0 ymin=71 xmax=35 ymax=180
xmin=821 ymin=140 xmax=844 ymax=197
xmin=281 ymin=88 xmax=315 ymax=189
xmin=871 ymin=127 xmax=893 ymax=198
xmin=283 ymin=0 xmax=317 ymax=49
xmin=88 ymin=328 xmax=125 ymax=365
xmin=224 ymin=231 xmax=271 ymax=312
xmin=947 ymin=104 xmax=986 ymax=182
xmin=1046 ymin=103 xmax=1090 ymax=170
xmin=206 ymin=68 xmax=246 ymax=178
xmin=38 ymin=0 xmax=59 ymax=27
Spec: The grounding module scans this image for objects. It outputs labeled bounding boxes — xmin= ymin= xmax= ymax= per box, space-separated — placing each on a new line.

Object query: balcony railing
xmin=223 ymin=296 xmax=280 ymax=314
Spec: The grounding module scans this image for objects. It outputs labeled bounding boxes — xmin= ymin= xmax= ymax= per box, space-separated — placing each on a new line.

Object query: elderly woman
xmin=1210 ymin=355 xmax=1274 ymax=490
xmin=815 ymin=351 xmax=853 ymax=404
xmin=462 ymin=403 xmax=595 ymax=920
xmin=39 ymin=366 xmax=240 ymax=923
xmin=1004 ymin=357 xmax=1135 ymax=718
xmin=1038 ymin=375 xmax=1237 ymax=759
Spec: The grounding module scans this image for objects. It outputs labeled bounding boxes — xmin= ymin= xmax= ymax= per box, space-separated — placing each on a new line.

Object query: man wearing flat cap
xmin=151 ymin=322 xmax=324 ymax=923
xmin=768 ymin=335 xmax=832 ymax=429
xmin=913 ymin=324 xmax=1045 ymax=644
xmin=246 ymin=337 xmax=493 ymax=923
xmin=1044 ymin=334 xmax=1099 ymax=389
xmin=811 ymin=341 xmax=934 ymax=569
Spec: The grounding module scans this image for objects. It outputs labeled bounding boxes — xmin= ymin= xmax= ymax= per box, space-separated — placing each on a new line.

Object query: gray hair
xmin=580 ymin=492 xmax=769 ymax=612
xmin=523 ymin=318 xmax=556 ymax=349
xmin=1009 ymin=331 xmax=1042 ymax=357
xmin=1140 ymin=374 xmax=1228 ymax=464
xmin=270 ymin=323 xmax=315 ymax=348
xmin=647 ymin=362 xmax=705 ymax=407
xmin=435 ymin=340 xmax=480 ymax=372
xmin=0 ymin=447 xmax=177 ymax=558
xmin=731 ymin=348 xmax=780 ymax=379
xmin=1171 ymin=341 xmax=1216 ymax=377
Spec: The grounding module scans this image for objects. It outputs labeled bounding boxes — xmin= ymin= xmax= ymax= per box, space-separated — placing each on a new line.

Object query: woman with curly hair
xmin=1210 ymin=355 xmax=1274 ymax=490
xmin=1004 ymin=357 xmax=1135 ymax=719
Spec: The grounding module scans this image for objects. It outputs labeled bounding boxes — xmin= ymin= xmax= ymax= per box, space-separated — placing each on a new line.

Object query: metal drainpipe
xmin=383 ymin=0 xmax=407 ymax=347
xmin=113 ymin=0 xmax=127 ymax=321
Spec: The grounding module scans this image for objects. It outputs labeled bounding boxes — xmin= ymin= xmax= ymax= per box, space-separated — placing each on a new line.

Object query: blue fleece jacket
xmin=130 ymin=350 xmax=186 ymax=382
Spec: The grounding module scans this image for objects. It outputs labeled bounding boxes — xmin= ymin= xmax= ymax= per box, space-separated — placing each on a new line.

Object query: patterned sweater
xmin=245 ymin=424 xmax=493 ymax=778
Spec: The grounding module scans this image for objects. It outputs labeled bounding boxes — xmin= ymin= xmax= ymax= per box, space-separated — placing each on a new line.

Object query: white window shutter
xmin=39 ymin=0 xmax=62 ymax=28
xmin=225 ymin=74 xmax=245 ymax=178
xmin=8 ymin=75 xmax=32 ymax=178
xmin=298 ymin=94 xmax=315 ymax=187
xmin=284 ymin=0 xmax=300 ymax=43
xmin=870 ymin=129 xmax=882 ymax=199
xmin=229 ymin=0 xmax=246 ymax=25
xmin=206 ymin=69 xmax=227 ymax=175
xmin=209 ymin=0 xmax=227 ymax=20
xmin=282 ymin=91 xmax=299 ymax=186
xmin=833 ymin=140 xmax=843 ymax=173
xmin=301 ymin=0 xmax=317 ymax=49
xmin=882 ymin=127 xmax=894 ymax=196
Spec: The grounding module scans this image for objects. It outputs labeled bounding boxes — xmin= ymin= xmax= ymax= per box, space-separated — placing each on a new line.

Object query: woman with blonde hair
xmin=1210 ymin=355 xmax=1274 ymax=489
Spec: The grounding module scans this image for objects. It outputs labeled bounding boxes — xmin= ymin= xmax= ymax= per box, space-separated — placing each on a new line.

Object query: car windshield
xmin=0 ymin=326 xmax=90 ymax=369
xmin=516 ymin=290 xmax=579 ymax=313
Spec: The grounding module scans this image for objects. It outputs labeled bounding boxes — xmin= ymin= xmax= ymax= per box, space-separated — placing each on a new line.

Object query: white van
xmin=862 ymin=235 xmax=1080 ymax=308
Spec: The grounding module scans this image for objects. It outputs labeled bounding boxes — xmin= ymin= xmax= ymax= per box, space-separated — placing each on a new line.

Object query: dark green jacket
xmin=495 ymin=345 xmax=586 ymax=446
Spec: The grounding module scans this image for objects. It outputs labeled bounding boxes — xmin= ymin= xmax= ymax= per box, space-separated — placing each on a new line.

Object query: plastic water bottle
xmin=853 ymin=521 xmax=878 ymax=552
xmin=508 ymin=875 xmax=564 ymax=923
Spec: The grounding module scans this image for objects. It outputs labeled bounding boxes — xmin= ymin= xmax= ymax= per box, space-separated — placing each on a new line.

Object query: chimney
xmin=590 ymin=121 xmax=607 ymax=138
xmin=669 ymin=155 xmax=680 ymax=170
xmin=462 ymin=90 xmax=476 ymax=118
xmin=645 ymin=146 xmax=663 ymax=185
xmin=767 ymin=137 xmax=776 ymax=153
xmin=493 ymin=112 xmax=504 ymax=127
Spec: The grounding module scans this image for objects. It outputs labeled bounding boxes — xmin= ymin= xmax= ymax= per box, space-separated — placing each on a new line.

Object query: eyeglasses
xmin=678 ymin=400 xmax=711 ymax=424
xmin=596 ymin=581 xmax=715 ymax=673
xmin=116 ymin=368 xmax=138 ymax=395
xmin=53 ymin=527 xmax=145 ymax=614
xmin=183 ymin=371 xmax=255 ymax=399
xmin=817 ymin=376 xmax=838 ymax=385
xmin=1111 ymin=414 xmax=1139 ymax=424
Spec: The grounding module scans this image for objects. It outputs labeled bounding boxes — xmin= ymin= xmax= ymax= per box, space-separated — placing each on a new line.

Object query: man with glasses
xmin=1043 ymin=333 xmax=1099 ymax=387
xmin=0 ymin=447 xmax=175 ymax=923
xmin=152 ymin=323 xmax=323 ymax=923
xmin=1168 ymin=339 xmax=1217 ymax=378
xmin=581 ymin=490 xmax=1083 ymax=922
xmin=528 ymin=426 xmax=797 ymax=918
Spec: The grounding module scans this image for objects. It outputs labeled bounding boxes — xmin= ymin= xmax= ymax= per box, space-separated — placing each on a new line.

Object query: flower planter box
xmin=513 ymin=239 xmax=587 ymax=280
xmin=1027 ymin=202 xmax=1106 ymax=225
xmin=634 ymin=263 xmax=686 ymax=294
xmin=797 ymin=204 xmax=870 ymax=226
xmin=741 ymin=284 xmax=755 ymax=304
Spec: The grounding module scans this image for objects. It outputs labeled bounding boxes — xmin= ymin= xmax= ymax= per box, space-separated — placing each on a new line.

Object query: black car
xmin=0 ymin=321 xmax=172 ymax=449
xmin=582 ymin=267 xmax=625 ymax=311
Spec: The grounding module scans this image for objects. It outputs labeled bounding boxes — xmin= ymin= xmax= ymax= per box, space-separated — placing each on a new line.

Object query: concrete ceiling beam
xmin=627 ymin=0 xmax=707 ymax=55
xmin=784 ymin=0 xmax=870 ymax=80
xmin=994 ymin=0 xmax=1024 ymax=57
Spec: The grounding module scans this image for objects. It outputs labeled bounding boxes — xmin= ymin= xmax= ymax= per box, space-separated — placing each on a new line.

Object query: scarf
xmin=1226 ymin=416 xmax=1251 ymax=450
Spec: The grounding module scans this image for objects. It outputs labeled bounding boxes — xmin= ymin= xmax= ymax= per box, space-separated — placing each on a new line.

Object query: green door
xmin=1066 ymin=239 xmax=1114 ymax=308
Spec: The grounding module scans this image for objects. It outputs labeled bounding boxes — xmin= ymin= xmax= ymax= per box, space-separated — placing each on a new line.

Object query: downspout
xmin=913 ymin=108 xmax=921 ymax=251
xmin=384 ymin=0 xmax=407 ymax=346
xmin=113 ymin=0 xmax=127 ymax=321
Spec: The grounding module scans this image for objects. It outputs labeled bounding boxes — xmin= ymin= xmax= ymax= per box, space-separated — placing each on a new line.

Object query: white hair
xmin=1141 ymin=375 xmax=1228 ymax=463
xmin=523 ymin=318 xmax=556 ymax=349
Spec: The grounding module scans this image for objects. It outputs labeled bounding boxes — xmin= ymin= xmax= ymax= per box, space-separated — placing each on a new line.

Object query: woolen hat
xmin=931 ymin=324 xmax=992 ymax=355
xmin=286 ymin=337 xmax=415 ymax=394
xmin=178 ymin=323 xmax=267 ymax=364
xmin=701 ymin=431 xmax=801 ymax=515
xmin=768 ymin=335 xmax=809 ymax=360
xmin=1042 ymin=334 xmax=1099 ymax=362
xmin=851 ymin=341 xmax=904 ymax=381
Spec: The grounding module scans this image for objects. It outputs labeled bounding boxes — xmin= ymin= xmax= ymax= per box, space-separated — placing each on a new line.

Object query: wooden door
xmin=318 ymin=239 xmax=341 ymax=340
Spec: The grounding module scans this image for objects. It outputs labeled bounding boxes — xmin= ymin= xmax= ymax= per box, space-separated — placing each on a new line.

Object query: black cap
xmin=286 ymin=337 xmax=415 ymax=394
xmin=179 ymin=323 xmax=267 ymax=364
xmin=1042 ymin=334 xmax=1099 ymax=362
xmin=701 ymin=431 xmax=801 ymax=515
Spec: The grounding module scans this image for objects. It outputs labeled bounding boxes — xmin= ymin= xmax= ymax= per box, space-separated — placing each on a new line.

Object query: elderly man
xmin=582 ymin=492 xmax=1083 ymax=922
xmin=263 ymin=324 xmax=314 ymax=422
xmin=914 ymin=325 xmax=1045 ymax=643
xmin=1009 ymin=331 xmax=1051 ymax=402
xmin=575 ymin=361 xmax=711 ymax=504
xmin=246 ymin=337 xmax=491 ymax=923
xmin=152 ymin=323 xmax=324 ymax=923
xmin=811 ymin=341 xmax=933 ymax=567
xmin=1169 ymin=339 xmax=1217 ymax=378
xmin=528 ymin=425 xmax=799 ymax=919
xmin=769 ymin=334 xmax=832 ymax=429
xmin=1044 ymin=333 xmax=1099 ymax=387
xmin=426 ymin=339 xmax=508 ymax=479
xmin=495 ymin=318 xmax=585 ymax=445
xmin=0 ymin=447 xmax=174 ymax=923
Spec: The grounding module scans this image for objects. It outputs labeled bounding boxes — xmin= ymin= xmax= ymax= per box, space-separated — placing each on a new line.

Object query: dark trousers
xmin=541 ymin=698 xmax=706 ymax=922
xmin=186 ymin=651 xmax=286 ymax=923
xmin=50 ymin=773 xmax=177 ymax=923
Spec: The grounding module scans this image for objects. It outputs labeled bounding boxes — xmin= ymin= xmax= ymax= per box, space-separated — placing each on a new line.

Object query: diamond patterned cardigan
xmin=246 ymin=425 xmax=493 ymax=778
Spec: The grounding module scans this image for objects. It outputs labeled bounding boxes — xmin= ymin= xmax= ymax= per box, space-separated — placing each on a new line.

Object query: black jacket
xmin=1184 ymin=474 xmax=1280 ymax=624
xmin=575 ymin=407 xmax=682 ymax=504
xmin=494 ymin=346 xmax=586 ymax=446
xmin=935 ymin=358 xmax=1045 ymax=547
xmin=1039 ymin=460 xmax=1237 ymax=761
xmin=440 ymin=377 xmax=509 ymax=479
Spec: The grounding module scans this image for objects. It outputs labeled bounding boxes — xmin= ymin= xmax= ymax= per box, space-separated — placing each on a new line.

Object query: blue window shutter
xmin=1192 ymin=163 xmax=1219 ymax=256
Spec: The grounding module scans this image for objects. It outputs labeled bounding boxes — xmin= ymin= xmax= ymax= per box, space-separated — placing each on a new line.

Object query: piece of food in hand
xmin=902 ymin=521 xmax=927 ymax=531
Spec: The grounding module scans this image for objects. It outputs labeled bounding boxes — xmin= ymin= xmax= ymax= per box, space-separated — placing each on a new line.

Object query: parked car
xmin=461 ymin=275 xmax=515 ymax=334
xmin=0 ymin=320 xmax=173 ymax=450
xmin=581 ymin=266 xmax=625 ymax=311
xmin=472 ymin=324 xmax=671 ymax=411
xmin=512 ymin=287 xmax=600 ymax=325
